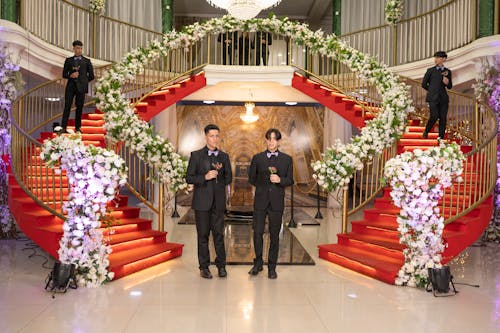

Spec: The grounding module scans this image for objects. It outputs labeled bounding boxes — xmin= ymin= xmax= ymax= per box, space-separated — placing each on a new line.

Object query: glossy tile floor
xmin=1 ymin=207 xmax=500 ymax=333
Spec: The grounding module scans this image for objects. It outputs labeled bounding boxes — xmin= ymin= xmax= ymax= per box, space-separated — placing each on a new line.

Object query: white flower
xmin=384 ymin=143 xmax=464 ymax=288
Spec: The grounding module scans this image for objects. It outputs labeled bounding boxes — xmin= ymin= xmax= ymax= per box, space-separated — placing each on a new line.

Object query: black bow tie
xmin=74 ymin=56 xmax=82 ymax=61
xmin=208 ymin=150 xmax=219 ymax=157
xmin=437 ymin=66 xmax=445 ymax=71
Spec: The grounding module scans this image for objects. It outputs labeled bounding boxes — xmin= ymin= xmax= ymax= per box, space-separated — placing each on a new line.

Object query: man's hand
xmin=70 ymin=72 xmax=79 ymax=78
xmin=442 ymin=77 xmax=449 ymax=85
xmin=205 ymin=170 xmax=218 ymax=180
xmin=270 ymin=174 xmax=280 ymax=183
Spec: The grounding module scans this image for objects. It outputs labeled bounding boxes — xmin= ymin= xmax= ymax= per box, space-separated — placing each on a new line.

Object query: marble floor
xmin=1 ymin=207 xmax=500 ymax=333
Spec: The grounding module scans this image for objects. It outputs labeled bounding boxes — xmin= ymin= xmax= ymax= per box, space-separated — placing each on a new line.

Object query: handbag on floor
xmin=427 ymin=266 xmax=458 ymax=297
xmin=45 ymin=261 xmax=77 ymax=293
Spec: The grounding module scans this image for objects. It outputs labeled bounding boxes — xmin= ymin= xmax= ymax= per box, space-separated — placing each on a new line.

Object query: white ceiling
xmin=174 ymin=0 xmax=332 ymax=27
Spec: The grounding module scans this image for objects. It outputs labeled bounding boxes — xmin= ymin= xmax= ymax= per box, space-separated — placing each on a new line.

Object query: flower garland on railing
xmin=473 ymin=58 xmax=500 ymax=242
xmin=94 ymin=16 xmax=413 ymax=194
xmin=40 ymin=133 xmax=127 ymax=287
xmin=89 ymin=0 xmax=105 ymax=15
xmin=0 ymin=45 xmax=21 ymax=238
xmin=385 ymin=0 xmax=404 ymax=25
xmin=384 ymin=142 xmax=465 ymax=287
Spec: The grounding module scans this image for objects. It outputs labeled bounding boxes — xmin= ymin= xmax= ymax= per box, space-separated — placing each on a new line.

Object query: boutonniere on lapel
xmin=212 ymin=162 xmax=223 ymax=183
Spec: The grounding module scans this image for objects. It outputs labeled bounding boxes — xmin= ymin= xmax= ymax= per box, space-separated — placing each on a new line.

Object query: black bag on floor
xmin=45 ymin=261 xmax=77 ymax=293
xmin=427 ymin=266 xmax=457 ymax=297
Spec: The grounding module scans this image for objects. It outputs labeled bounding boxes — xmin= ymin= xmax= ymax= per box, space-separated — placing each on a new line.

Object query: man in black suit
xmin=217 ymin=31 xmax=237 ymax=65
xmin=61 ymin=40 xmax=94 ymax=133
xmin=186 ymin=124 xmax=232 ymax=279
xmin=238 ymin=32 xmax=251 ymax=66
xmin=248 ymin=129 xmax=293 ymax=279
xmin=252 ymin=31 xmax=273 ymax=66
xmin=422 ymin=51 xmax=453 ymax=139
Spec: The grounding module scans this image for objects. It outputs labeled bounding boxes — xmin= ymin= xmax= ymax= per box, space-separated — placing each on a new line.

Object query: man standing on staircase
xmin=422 ymin=51 xmax=452 ymax=140
xmin=61 ymin=40 xmax=94 ymax=133
xmin=186 ymin=124 xmax=232 ymax=279
xmin=248 ymin=128 xmax=293 ymax=279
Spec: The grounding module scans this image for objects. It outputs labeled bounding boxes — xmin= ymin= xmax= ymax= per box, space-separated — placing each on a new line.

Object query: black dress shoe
xmin=268 ymin=269 xmax=277 ymax=279
xmin=200 ymin=268 xmax=212 ymax=279
xmin=218 ymin=267 xmax=227 ymax=277
xmin=422 ymin=131 xmax=428 ymax=139
xmin=248 ymin=265 xmax=263 ymax=275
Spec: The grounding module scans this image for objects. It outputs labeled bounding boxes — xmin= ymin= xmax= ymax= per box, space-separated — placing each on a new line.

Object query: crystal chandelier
xmin=240 ymin=102 xmax=259 ymax=123
xmin=206 ymin=0 xmax=282 ymax=20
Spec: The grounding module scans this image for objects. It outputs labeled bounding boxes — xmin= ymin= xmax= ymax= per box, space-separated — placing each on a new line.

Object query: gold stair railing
xmin=10 ymin=50 xmax=200 ymax=229
xmin=20 ymin=0 xmax=163 ymax=62
xmin=10 ymin=65 xmax=111 ymax=218
xmin=340 ymin=0 xmax=477 ymax=66
xmin=401 ymin=77 xmax=497 ymax=225
xmin=295 ymin=44 xmax=496 ymax=232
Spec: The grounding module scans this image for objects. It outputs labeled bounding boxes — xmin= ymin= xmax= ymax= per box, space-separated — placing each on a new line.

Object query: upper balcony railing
xmin=340 ymin=0 xmax=477 ymax=66
xmin=18 ymin=0 xmax=479 ymax=66
xmin=20 ymin=0 xmax=163 ymax=62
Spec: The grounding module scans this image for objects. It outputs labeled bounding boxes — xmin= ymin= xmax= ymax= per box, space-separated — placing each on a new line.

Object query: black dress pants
xmin=425 ymin=100 xmax=448 ymax=139
xmin=252 ymin=205 xmax=282 ymax=269
xmin=62 ymin=81 xmax=85 ymax=131
xmin=195 ymin=205 xmax=226 ymax=269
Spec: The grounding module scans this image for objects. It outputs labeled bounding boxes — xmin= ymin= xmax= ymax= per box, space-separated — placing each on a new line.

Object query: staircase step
xmin=108 ymin=230 xmax=165 ymax=245
xmin=85 ymin=113 xmax=104 ymax=120
xmin=402 ymin=132 xmax=439 ymax=139
xmin=406 ymin=126 xmax=426 ymax=132
xmin=399 ymin=138 xmax=440 ymax=146
xmin=109 ymin=231 xmax=167 ymax=253
xmin=109 ymin=206 xmax=141 ymax=219
xmin=337 ymin=233 xmax=404 ymax=260
xmin=109 ymin=242 xmax=183 ymax=279
xmin=103 ymin=217 xmax=152 ymax=231
xmin=351 ymin=219 xmax=399 ymax=237
xmin=318 ymin=244 xmax=402 ymax=284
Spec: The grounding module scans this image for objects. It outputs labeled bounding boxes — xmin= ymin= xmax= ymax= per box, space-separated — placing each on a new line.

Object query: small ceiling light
xmin=203 ymin=100 xmax=216 ymax=104
xmin=285 ymin=101 xmax=297 ymax=106
xmin=45 ymin=97 xmax=61 ymax=102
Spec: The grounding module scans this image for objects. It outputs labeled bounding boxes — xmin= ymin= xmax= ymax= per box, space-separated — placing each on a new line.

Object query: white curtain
xmin=323 ymin=109 xmax=352 ymax=208
xmin=70 ymin=0 xmax=162 ymax=32
xmin=341 ymin=0 xmax=451 ymax=34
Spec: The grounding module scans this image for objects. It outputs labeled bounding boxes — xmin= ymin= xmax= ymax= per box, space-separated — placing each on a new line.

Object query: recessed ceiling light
xmin=45 ymin=97 xmax=61 ymax=102
xmin=203 ymin=100 xmax=215 ymax=104
xmin=285 ymin=102 xmax=297 ymax=106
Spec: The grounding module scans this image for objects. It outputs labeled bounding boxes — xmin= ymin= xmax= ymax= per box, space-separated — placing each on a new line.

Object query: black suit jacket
xmin=217 ymin=32 xmax=238 ymax=50
xmin=62 ymin=56 xmax=95 ymax=93
xmin=252 ymin=31 xmax=273 ymax=52
xmin=186 ymin=146 xmax=232 ymax=211
xmin=422 ymin=66 xmax=452 ymax=103
xmin=248 ymin=151 xmax=293 ymax=211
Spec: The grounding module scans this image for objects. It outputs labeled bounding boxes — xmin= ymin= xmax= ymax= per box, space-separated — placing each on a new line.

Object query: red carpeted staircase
xmin=8 ymin=112 xmax=183 ymax=280
xmin=134 ymin=72 xmax=206 ymax=121
xmin=291 ymin=73 xmax=379 ymax=128
xmin=318 ymin=124 xmax=493 ymax=284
